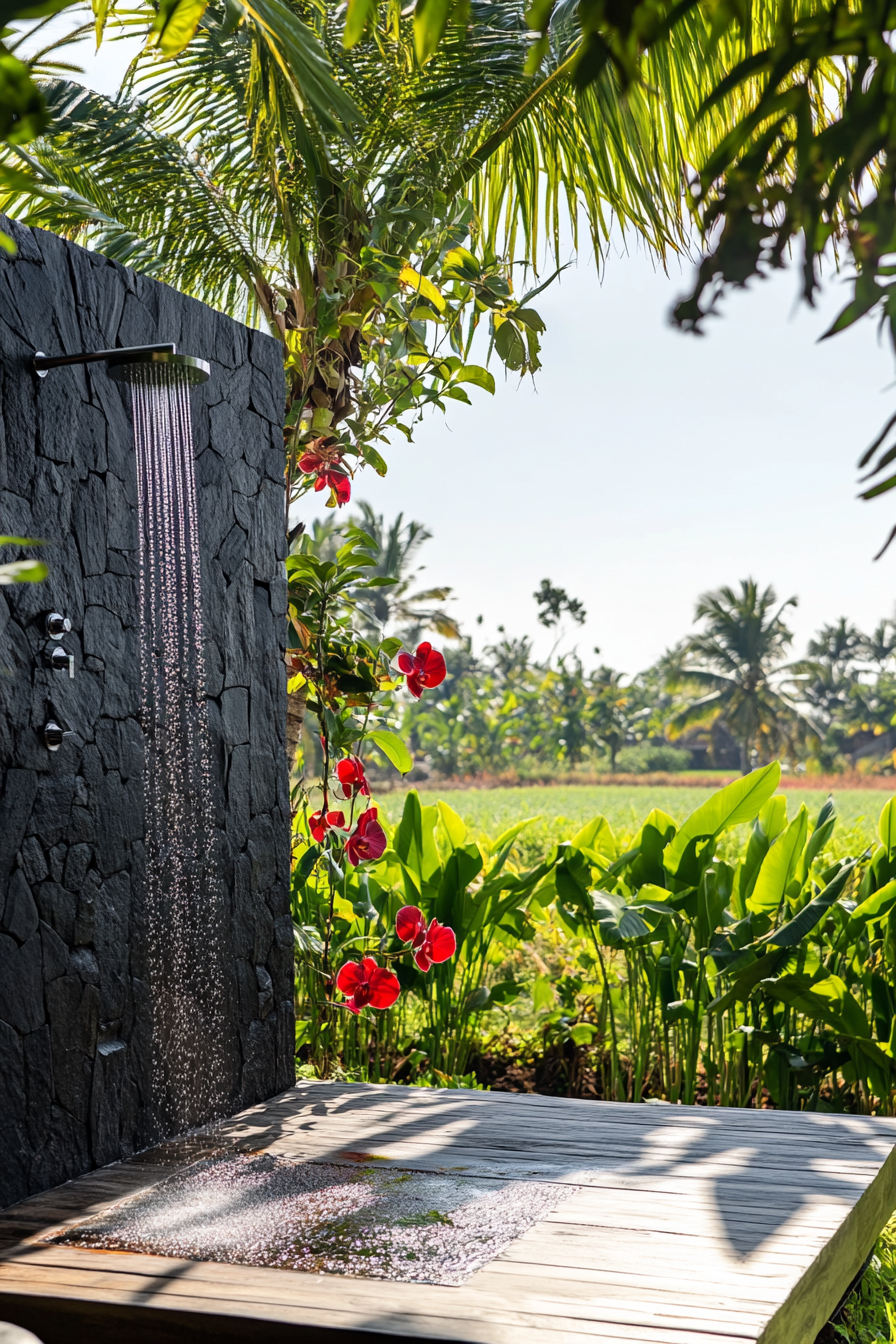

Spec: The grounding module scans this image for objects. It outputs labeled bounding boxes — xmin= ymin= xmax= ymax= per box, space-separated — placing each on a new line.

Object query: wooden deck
xmin=1 ymin=1082 xmax=896 ymax=1344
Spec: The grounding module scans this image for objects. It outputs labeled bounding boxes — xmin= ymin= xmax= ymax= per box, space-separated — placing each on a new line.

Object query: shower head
xmin=107 ymin=351 xmax=210 ymax=386
xmin=33 ymin=344 xmax=210 ymax=385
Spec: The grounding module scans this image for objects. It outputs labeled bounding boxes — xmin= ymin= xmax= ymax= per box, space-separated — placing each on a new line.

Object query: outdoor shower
xmin=33 ymin=340 xmax=226 ymax=1134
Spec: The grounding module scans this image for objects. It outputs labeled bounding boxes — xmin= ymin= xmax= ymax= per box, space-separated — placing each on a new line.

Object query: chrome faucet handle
xmin=45 ymin=612 xmax=71 ymax=640
xmin=42 ymin=721 xmax=75 ymax=751
xmin=45 ymin=645 xmax=75 ymax=678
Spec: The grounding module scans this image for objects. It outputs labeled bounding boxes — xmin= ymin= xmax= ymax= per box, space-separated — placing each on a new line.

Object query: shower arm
xmin=33 ymin=344 xmax=176 ymax=377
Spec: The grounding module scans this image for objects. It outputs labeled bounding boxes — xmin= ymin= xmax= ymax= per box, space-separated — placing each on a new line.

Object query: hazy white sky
xmin=26 ymin=20 xmax=896 ymax=674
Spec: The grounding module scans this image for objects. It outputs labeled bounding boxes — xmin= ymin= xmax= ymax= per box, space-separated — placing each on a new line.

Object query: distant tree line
xmin=305 ymin=511 xmax=896 ymax=778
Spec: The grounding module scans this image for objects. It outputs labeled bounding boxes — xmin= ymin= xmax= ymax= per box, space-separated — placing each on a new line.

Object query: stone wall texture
xmin=0 ymin=219 xmax=293 ymax=1210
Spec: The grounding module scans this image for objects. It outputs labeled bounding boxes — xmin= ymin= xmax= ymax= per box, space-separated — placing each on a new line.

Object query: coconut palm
xmin=667 ymin=579 xmax=812 ymax=773
xmin=0 ymin=0 xmax=782 ymax=444
xmin=787 ymin=618 xmax=864 ymax=723
xmin=301 ymin=502 xmax=460 ymax=640
xmin=862 ymin=620 xmax=896 ymax=674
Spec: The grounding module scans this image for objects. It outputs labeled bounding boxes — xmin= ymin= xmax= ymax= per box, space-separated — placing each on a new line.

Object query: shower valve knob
xmin=45 ymin=612 xmax=71 ymax=640
xmin=45 ymin=646 xmax=75 ymax=678
xmin=42 ymin=720 xmax=74 ymax=752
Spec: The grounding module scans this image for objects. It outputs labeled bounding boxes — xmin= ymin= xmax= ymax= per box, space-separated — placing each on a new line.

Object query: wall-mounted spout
xmin=33 ymin=345 xmax=210 ymax=385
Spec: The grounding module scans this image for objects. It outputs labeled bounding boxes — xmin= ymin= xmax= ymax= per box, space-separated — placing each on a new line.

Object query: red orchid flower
xmin=308 ymin=809 xmax=345 ymax=843
xmin=316 ymin=467 xmax=351 ymax=506
xmin=395 ymin=905 xmax=457 ymax=972
xmin=297 ymin=445 xmax=351 ymax=507
xmin=336 ymin=755 xmax=370 ymax=798
xmin=297 ymin=447 xmax=328 ymax=474
xmin=345 ymin=806 xmax=387 ymax=866
xmin=398 ymin=641 xmax=446 ymax=699
xmin=335 ymin=956 xmax=401 ymax=1014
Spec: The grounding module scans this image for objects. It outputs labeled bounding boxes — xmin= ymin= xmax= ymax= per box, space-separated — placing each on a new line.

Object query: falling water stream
xmin=132 ymin=363 xmax=227 ymax=1134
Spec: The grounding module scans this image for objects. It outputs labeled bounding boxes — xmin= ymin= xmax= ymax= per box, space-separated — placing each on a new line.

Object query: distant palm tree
xmin=350 ymin=503 xmax=461 ymax=643
xmin=787 ymin=618 xmax=864 ymax=731
xmin=862 ymin=620 xmax=896 ymax=673
xmin=301 ymin=502 xmax=460 ymax=642
xmin=667 ymin=579 xmax=810 ymax=774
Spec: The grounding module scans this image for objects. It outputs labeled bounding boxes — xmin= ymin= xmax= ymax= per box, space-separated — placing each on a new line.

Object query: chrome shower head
xmin=107 ymin=351 xmax=210 ymax=386
xmin=33 ymin=344 xmax=210 ymax=385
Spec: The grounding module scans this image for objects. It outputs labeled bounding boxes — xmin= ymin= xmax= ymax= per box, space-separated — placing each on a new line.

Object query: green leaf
xmin=437 ymin=800 xmax=467 ymax=850
xmin=293 ymin=923 xmax=324 ymax=955
xmin=489 ymin=979 xmax=522 ymax=1005
xmin=708 ymin=950 xmax=786 ymax=1014
xmin=758 ymin=794 xmax=788 ymax=843
xmin=367 ymin=728 xmax=413 ymax=774
xmin=413 ymin=0 xmax=454 ymax=63
xmin=666 ymin=764 xmax=781 ymax=877
xmin=766 ymin=973 xmax=870 ymax=1039
xmin=294 ymin=843 xmax=321 ymax=885
xmin=150 ymin=0 xmax=209 ymax=55
xmin=343 ymin=0 xmax=375 ymax=46
xmin=533 ymin=974 xmax=555 ymax=1011
xmin=879 ymin=797 xmax=896 ymax=854
xmin=0 ymin=559 xmax=47 ymax=584
xmin=571 ymin=814 xmax=616 ymax=861
xmin=246 ymin=0 xmax=362 ymax=132
xmin=848 ymin=879 xmax=896 ymax=932
xmin=494 ymin=320 xmax=526 ymax=370
xmin=748 ymin=806 xmax=808 ymax=915
xmin=489 ymin=816 xmax=539 ymax=855
xmin=762 ymin=859 xmax=858 ymax=949
xmin=590 ymin=889 xmax=651 ymax=943
xmin=453 ymin=364 xmax=495 ymax=394
xmin=513 ymin=307 xmax=545 ymax=332
xmin=465 ymin=985 xmax=490 ymax=1012
xmin=358 ymin=441 xmax=388 ymax=476
xmin=442 ymin=247 xmax=480 ymax=282
xmin=569 ymin=1023 xmax=595 ymax=1045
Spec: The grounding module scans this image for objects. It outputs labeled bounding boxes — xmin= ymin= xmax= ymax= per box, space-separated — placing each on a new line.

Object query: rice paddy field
xmin=385 ymin=782 xmax=896 ymax=866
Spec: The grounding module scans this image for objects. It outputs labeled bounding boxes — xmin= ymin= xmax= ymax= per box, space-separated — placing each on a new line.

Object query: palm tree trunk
xmin=739 ymin=739 xmax=750 ymax=774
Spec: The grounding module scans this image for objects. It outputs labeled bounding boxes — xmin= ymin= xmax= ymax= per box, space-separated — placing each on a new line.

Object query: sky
xmin=19 ymin=20 xmax=896 ymax=675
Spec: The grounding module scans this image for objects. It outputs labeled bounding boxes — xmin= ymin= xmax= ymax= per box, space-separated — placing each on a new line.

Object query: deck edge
xmin=758 ymin=1138 xmax=896 ymax=1344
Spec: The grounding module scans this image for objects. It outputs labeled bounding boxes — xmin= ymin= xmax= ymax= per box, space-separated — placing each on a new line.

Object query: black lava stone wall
xmin=0 ymin=220 xmax=293 ymax=1210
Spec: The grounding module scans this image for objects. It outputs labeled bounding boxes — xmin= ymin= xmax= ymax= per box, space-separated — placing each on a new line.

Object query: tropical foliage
xmin=293 ymin=766 xmax=896 ymax=1118
xmin=0 ymin=0 xmax=704 ymax=486
xmin=1 ymin=0 xmax=850 ymax=501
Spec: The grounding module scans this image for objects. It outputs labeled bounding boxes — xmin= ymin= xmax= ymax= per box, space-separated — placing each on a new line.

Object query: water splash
xmin=133 ymin=363 xmax=227 ymax=1135
xmin=51 ymin=1154 xmax=574 ymax=1285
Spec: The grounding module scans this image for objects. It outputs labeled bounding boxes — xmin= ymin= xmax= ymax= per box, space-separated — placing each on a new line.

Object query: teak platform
xmin=2 ymin=1082 xmax=896 ymax=1344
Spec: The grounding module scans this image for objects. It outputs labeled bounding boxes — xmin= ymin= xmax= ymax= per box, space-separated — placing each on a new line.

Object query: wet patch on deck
xmin=47 ymin=1153 xmax=573 ymax=1285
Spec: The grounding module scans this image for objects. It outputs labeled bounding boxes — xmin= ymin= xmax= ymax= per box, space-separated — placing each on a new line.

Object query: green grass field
xmin=382 ymin=782 xmax=894 ymax=863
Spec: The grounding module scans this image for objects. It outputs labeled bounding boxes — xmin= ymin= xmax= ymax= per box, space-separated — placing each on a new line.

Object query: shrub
xmin=614 ymin=744 xmax=691 ymax=774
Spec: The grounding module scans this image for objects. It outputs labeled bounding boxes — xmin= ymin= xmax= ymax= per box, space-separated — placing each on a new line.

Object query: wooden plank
xmin=0 ymin=1249 xmax=788 ymax=1315
xmin=0 ymin=1254 xmax=776 ymax=1326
